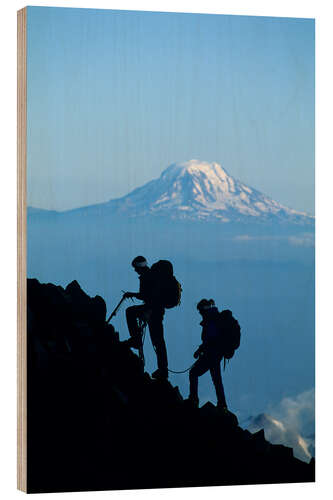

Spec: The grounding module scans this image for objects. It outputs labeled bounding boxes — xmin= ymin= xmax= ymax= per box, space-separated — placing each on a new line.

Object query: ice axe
xmin=106 ymin=294 xmax=126 ymax=323
xmin=106 ymin=292 xmax=134 ymax=323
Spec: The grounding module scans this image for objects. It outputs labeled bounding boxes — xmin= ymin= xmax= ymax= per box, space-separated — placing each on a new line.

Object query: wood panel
xmin=17 ymin=7 xmax=27 ymax=493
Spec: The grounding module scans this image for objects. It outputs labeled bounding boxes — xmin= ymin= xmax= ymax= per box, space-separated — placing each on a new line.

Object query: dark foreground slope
xmin=27 ymin=279 xmax=315 ymax=493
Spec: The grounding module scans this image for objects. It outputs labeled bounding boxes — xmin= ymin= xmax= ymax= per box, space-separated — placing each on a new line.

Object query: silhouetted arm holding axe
xmin=123 ymin=291 xmax=141 ymax=299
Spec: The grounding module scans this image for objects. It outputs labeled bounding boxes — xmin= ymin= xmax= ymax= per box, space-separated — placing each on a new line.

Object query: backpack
xmin=217 ymin=309 xmax=241 ymax=360
xmin=150 ymin=260 xmax=182 ymax=309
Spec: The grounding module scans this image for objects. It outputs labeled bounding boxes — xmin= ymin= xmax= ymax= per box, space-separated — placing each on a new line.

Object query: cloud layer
xmin=233 ymin=233 xmax=314 ymax=247
xmin=268 ymin=388 xmax=315 ymax=461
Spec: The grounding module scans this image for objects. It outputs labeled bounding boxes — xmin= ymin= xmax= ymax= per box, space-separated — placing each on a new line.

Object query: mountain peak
xmin=68 ymin=159 xmax=313 ymax=225
xmin=102 ymin=159 xmax=312 ymax=224
xmin=156 ymin=160 xmax=237 ymax=213
xmin=161 ymin=159 xmax=230 ymax=182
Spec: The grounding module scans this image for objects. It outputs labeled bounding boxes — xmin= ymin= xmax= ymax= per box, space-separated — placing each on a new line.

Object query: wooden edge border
xmin=17 ymin=7 xmax=27 ymax=493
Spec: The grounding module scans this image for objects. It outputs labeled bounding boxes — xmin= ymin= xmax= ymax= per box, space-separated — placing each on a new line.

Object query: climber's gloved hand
xmin=123 ymin=292 xmax=135 ymax=299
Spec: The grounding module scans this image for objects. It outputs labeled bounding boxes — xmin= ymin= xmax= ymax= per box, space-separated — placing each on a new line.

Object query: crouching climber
xmin=122 ymin=256 xmax=182 ymax=381
xmin=122 ymin=256 xmax=168 ymax=380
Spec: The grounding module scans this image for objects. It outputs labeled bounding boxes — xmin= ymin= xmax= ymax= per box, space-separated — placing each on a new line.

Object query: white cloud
xmin=233 ymin=235 xmax=254 ymax=241
xmin=233 ymin=234 xmax=280 ymax=242
xmin=269 ymin=388 xmax=315 ymax=434
xmin=246 ymin=389 xmax=315 ymax=463
xmin=268 ymin=388 xmax=315 ymax=461
xmin=233 ymin=232 xmax=315 ymax=248
xmin=288 ymin=233 xmax=315 ymax=247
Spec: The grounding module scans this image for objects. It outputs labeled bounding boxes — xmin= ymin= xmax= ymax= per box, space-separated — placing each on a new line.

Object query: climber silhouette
xmin=187 ymin=299 xmax=228 ymax=410
xmin=122 ymin=256 xmax=168 ymax=380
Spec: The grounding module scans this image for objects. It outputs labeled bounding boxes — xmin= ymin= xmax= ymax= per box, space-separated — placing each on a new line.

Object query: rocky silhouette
xmin=246 ymin=413 xmax=313 ymax=464
xmin=27 ymin=278 xmax=315 ymax=493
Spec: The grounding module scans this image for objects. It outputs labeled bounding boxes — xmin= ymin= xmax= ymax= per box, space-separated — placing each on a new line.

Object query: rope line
xmin=110 ymin=296 xmax=194 ymax=376
xmin=168 ymin=364 xmax=194 ymax=374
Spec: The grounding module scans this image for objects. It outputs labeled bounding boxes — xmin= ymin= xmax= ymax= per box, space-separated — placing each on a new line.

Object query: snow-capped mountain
xmin=244 ymin=413 xmax=313 ymax=463
xmin=82 ymin=159 xmax=312 ymax=224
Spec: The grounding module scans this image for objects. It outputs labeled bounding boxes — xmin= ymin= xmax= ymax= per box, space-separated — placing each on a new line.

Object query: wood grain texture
xmin=17 ymin=7 xmax=27 ymax=493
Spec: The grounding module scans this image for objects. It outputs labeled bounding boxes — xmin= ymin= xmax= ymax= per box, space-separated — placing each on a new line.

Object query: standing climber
xmin=187 ymin=299 xmax=228 ymax=410
xmin=122 ymin=256 xmax=169 ymax=380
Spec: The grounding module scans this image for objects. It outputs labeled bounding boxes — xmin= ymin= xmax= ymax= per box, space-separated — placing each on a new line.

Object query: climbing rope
xmin=149 ymin=335 xmax=194 ymax=374
xmin=168 ymin=364 xmax=195 ymax=374
xmin=113 ymin=299 xmax=194 ymax=375
xmin=138 ymin=318 xmax=147 ymax=367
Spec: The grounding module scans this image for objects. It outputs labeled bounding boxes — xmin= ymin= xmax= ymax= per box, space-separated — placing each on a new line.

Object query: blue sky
xmin=27 ymin=7 xmax=315 ymax=214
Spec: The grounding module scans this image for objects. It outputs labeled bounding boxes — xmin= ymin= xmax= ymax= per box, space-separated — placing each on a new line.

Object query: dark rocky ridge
xmin=27 ymin=279 xmax=315 ymax=493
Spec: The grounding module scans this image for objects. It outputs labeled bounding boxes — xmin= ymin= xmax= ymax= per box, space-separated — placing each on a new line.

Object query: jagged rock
xmin=221 ymin=409 xmax=239 ymax=427
xmin=270 ymin=443 xmax=294 ymax=460
xmin=250 ymin=429 xmax=271 ymax=455
xmin=199 ymin=401 xmax=218 ymax=416
xmin=172 ymin=386 xmax=183 ymax=403
xmin=242 ymin=429 xmax=252 ymax=440
xmin=65 ymin=280 xmax=106 ymax=325
xmin=26 ymin=279 xmax=315 ymax=493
